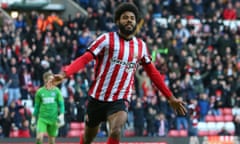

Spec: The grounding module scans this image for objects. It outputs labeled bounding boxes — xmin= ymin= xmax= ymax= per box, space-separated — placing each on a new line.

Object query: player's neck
xmin=117 ymin=31 xmax=134 ymax=41
xmin=44 ymin=85 xmax=55 ymax=90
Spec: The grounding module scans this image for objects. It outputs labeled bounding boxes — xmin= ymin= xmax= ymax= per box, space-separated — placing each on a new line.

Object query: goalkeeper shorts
xmin=37 ymin=118 xmax=58 ymax=137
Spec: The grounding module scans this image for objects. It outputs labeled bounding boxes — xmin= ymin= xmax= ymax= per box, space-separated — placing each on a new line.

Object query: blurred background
xmin=0 ymin=0 xmax=240 ymax=143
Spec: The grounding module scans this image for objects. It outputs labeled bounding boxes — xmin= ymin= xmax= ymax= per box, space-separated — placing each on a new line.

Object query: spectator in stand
xmin=0 ymin=73 xmax=6 ymax=109
xmin=218 ymin=126 xmax=231 ymax=136
xmin=14 ymin=14 xmax=26 ymax=30
xmin=234 ymin=115 xmax=240 ymax=136
xmin=158 ymin=95 xmax=170 ymax=117
xmin=182 ymin=0 xmax=194 ymax=17
xmin=135 ymin=67 xmax=152 ymax=98
xmin=132 ymin=97 xmax=145 ymax=136
xmin=236 ymin=1 xmax=240 ymax=19
xmin=72 ymin=12 xmax=86 ymax=30
xmin=175 ymin=97 xmax=188 ymax=130
xmin=188 ymin=99 xmax=199 ymax=136
xmin=192 ymin=0 xmax=204 ymax=18
xmin=180 ymin=73 xmax=196 ymax=101
xmin=19 ymin=66 xmax=33 ymax=100
xmin=0 ymin=125 xmax=3 ymax=137
xmin=208 ymin=96 xmax=221 ymax=116
xmin=7 ymin=66 xmax=21 ymax=106
xmin=18 ymin=119 xmax=31 ymax=138
xmin=30 ymin=56 xmax=42 ymax=87
xmin=151 ymin=0 xmax=162 ymax=18
xmin=78 ymin=0 xmax=90 ymax=9
xmin=155 ymin=113 xmax=168 ymax=137
xmin=198 ymin=93 xmax=210 ymax=121
xmin=65 ymin=96 xmax=78 ymax=122
xmin=9 ymin=101 xmax=23 ymax=128
xmin=0 ymin=106 xmax=12 ymax=137
xmin=37 ymin=13 xmax=47 ymax=32
xmin=146 ymin=98 xmax=158 ymax=136
xmin=84 ymin=7 xmax=97 ymax=31
xmin=77 ymin=27 xmax=93 ymax=56
xmin=45 ymin=12 xmax=63 ymax=32
xmin=222 ymin=2 xmax=237 ymax=20
xmin=74 ymin=83 xmax=88 ymax=122
xmin=56 ymin=35 xmax=71 ymax=65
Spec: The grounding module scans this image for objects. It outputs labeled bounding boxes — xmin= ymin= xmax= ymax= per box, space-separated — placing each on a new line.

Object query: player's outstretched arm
xmin=50 ymin=51 xmax=94 ymax=87
xmin=142 ymin=62 xmax=187 ymax=115
xmin=167 ymin=96 xmax=187 ymax=115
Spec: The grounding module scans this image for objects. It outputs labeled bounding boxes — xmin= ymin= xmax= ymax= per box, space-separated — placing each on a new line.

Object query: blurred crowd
xmin=0 ymin=0 xmax=240 ymax=138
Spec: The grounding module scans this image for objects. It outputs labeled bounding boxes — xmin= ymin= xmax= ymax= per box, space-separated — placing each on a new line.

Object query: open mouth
xmin=125 ymin=24 xmax=133 ymax=29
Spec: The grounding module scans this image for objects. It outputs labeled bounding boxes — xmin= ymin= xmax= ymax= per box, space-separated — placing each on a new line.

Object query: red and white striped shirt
xmin=88 ymin=32 xmax=151 ymax=102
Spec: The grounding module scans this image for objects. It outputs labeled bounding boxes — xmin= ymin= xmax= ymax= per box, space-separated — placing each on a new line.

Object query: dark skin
xmin=50 ymin=11 xmax=187 ymax=144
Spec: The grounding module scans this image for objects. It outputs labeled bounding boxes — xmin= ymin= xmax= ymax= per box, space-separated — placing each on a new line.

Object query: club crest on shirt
xmin=51 ymin=92 xmax=56 ymax=97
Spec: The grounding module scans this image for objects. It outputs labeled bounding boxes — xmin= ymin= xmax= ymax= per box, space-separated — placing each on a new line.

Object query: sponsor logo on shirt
xmin=111 ymin=57 xmax=137 ymax=73
xmin=42 ymin=97 xmax=55 ymax=104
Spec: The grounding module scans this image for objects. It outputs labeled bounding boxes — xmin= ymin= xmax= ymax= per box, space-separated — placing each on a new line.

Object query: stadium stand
xmin=0 ymin=0 xmax=240 ymax=139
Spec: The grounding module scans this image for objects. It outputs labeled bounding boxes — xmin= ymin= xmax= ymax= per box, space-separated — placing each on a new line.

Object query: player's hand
xmin=168 ymin=96 xmax=187 ymax=115
xmin=57 ymin=114 xmax=65 ymax=128
xmin=48 ymin=73 xmax=66 ymax=87
xmin=30 ymin=116 xmax=36 ymax=131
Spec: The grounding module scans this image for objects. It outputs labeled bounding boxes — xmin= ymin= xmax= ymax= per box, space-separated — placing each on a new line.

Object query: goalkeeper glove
xmin=30 ymin=116 xmax=36 ymax=131
xmin=57 ymin=114 xmax=65 ymax=128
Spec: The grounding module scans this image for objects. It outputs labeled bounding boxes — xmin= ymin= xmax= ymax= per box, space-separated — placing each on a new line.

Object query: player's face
xmin=44 ymin=75 xmax=54 ymax=84
xmin=118 ymin=11 xmax=137 ymax=36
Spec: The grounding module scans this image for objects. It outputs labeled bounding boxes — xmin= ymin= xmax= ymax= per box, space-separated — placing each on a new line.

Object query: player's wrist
xmin=57 ymin=114 xmax=65 ymax=127
xmin=31 ymin=116 xmax=36 ymax=123
xmin=60 ymin=71 xmax=67 ymax=78
xmin=167 ymin=95 xmax=177 ymax=103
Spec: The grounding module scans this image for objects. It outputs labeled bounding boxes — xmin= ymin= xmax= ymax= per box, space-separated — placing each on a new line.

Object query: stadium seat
xmin=205 ymin=115 xmax=215 ymax=122
xmin=19 ymin=108 xmax=25 ymax=116
xmin=19 ymin=107 xmax=32 ymax=116
xmin=198 ymin=122 xmax=209 ymax=136
xmin=207 ymin=122 xmax=218 ymax=135
xmin=168 ymin=130 xmax=179 ymax=137
xmin=70 ymin=122 xmax=85 ymax=130
xmin=3 ymin=93 xmax=8 ymax=104
xmin=179 ymin=130 xmax=188 ymax=137
xmin=224 ymin=115 xmax=233 ymax=122
xmin=232 ymin=108 xmax=240 ymax=115
xmin=16 ymin=99 xmax=22 ymax=106
xmin=198 ymin=131 xmax=208 ymax=136
xmin=215 ymin=122 xmax=225 ymax=132
xmin=197 ymin=122 xmax=208 ymax=131
xmin=124 ymin=129 xmax=135 ymax=137
xmin=9 ymin=130 xmax=19 ymax=138
xmin=225 ymin=122 xmax=235 ymax=135
xmin=67 ymin=129 xmax=84 ymax=137
xmin=222 ymin=108 xmax=233 ymax=115
xmin=208 ymin=130 xmax=218 ymax=136
xmin=18 ymin=129 xmax=31 ymax=138
xmin=21 ymin=99 xmax=33 ymax=107
xmin=215 ymin=115 xmax=225 ymax=122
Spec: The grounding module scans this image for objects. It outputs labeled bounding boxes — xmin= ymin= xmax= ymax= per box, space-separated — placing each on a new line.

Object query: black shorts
xmin=85 ymin=96 xmax=128 ymax=128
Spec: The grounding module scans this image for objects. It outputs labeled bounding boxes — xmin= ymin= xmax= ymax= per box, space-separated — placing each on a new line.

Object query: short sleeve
xmin=88 ymin=33 xmax=108 ymax=56
xmin=140 ymin=40 xmax=152 ymax=64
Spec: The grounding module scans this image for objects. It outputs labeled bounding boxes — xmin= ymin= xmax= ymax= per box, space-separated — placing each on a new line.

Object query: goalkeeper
xmin=31 ymin=71 xmax=65 ymax=144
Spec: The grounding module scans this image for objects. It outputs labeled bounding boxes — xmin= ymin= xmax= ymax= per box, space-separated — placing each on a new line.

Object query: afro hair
xmin=114 ymin=2 xmax=140 ymax=23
